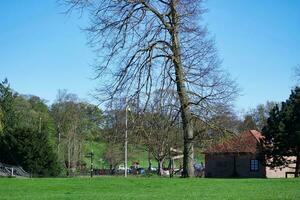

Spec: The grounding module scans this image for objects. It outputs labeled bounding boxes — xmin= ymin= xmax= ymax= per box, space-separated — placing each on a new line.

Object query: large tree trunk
xmin=148 ymin=150 xmax=152 ymax=171
xmin=170 ymin=0 xmax=194 ymax=178
xmin=295 ymin=154 xmax=300 ymax=178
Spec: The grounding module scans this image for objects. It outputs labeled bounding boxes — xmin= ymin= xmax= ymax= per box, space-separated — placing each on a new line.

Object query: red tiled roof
xmin=204 ymin=130 xmax=263 ymax=154
xmin=249 ymin=130 xmax=263 ymax=142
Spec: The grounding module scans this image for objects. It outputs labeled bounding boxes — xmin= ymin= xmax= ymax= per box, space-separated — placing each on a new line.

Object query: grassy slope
xmin=0 ymin=177 xmax=299 ymax=200
xmin=83 ymin=141 xmax=152 ymax=168
xmin=83 ymin=141 xmax=147 ymax=168
xmin=83 ymin=141 xmax=107 ymax=168
xmin=83 ymin=140 xmax=205 ymax=170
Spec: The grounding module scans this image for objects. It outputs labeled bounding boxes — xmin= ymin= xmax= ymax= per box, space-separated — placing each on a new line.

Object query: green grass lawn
xmin=0 ymin=177 xmax=299 ymax=200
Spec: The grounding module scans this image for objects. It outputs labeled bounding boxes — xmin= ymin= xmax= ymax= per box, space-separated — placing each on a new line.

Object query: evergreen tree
xmin=0 ymin=79 xmax=18 ymax=164
xmin=262 ymin=87 xmax=300 ymax=177
xmin=0 ymin=106 xmax=3 ymax=135
xmin=8 ymin=127 xmax=60 ymax=176
xmin=0 ymin=79 xmax=17 ymax=133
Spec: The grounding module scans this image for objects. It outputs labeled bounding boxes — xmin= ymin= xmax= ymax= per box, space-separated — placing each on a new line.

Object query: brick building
xmin=204 ymin=130 xmax=295 ymax=178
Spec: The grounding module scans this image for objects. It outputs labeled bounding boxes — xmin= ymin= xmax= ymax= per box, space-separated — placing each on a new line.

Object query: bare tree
xmin=63 ymin=0 xmax=238 ymax=177
xmin=193 ymin=105 xmax=240 ymax=152
xmin=103 ymin=143 xmax=123 ymax=173
xmin=134 ymin=94 xmax=181 ymax=175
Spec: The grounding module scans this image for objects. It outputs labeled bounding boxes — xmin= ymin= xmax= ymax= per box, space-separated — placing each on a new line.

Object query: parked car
xmin=118 ymin=165 xmax=125 ymax=170
xmin=150 ymin=167 xmax=157 ymax=172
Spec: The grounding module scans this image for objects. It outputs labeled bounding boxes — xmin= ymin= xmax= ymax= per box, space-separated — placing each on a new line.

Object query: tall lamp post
xmin=125 ymin=101 xmax=128 ymax=177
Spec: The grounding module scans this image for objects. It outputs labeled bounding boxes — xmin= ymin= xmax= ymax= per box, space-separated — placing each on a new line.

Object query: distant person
xmin=194 ymin=162 xmax=203 ymax=177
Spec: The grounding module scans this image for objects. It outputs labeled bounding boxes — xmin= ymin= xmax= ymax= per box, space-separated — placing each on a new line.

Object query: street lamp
xmin=125 ymin=101 xmax=128 ymax=177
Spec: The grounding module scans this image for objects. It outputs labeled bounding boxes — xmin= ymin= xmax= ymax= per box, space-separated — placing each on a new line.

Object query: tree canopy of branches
xmin=101 ymin=109 xmax=126 ymax=171
xmin=63 ymin=0 xmax=238 ymax=177
xmin=238 ymin=115 xmax=257 ymax=133
xmin=51 ymin=90 xmax=103 ymax=176
xmin=134 ymin=94 xmax=181 ymax=174
xmin=262 ymin=87 xmax=300 ymax=177
xmin=245 ymin=102 xmax=276 ymax=131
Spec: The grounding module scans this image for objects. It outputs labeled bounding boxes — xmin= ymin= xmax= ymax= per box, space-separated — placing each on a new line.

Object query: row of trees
xmin=0 ymin=80 xmax=104 ymax=176
xmin=1 ymin=76 xmax=299 ymax=177
xmin=96 ymin=95 xmax=277 ymax=175
xmin=0 ymin=79 xmax=60 ymax=176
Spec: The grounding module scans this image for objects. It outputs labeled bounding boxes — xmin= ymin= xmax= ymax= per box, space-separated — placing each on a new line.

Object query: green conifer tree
xmin=262 ymin=87 xmax=300 ymax=177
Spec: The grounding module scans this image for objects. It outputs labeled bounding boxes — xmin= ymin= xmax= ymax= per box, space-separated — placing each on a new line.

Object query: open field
xmin=0 ymin=177 xmax=299 ymax=200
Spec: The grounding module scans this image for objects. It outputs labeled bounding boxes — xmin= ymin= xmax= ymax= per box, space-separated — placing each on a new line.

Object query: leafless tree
xmin=134 ymin=93 xmax=181 ymax=175
xmin=62 ymin=0 xmax=238 ymax=177
xmin=103 ymin=143 xmax=123 ymax=173
xmin=192 ymin=105 xmax=240 ymax=152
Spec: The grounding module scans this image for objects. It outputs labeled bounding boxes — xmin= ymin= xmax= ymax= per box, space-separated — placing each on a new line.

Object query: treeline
xmin=96 ymin=95 xmax=277 ymax=174
xmin=0 ymin=78 xmax=288 ymax=177
xmin=0 ymin=79 xmax=60 ymax=176
xmin=0 ymin=80 xmax=102 ymax=176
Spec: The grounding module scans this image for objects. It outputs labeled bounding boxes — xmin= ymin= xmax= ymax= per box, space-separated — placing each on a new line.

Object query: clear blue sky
xmin=0 ymin=0 xmax=299 ymax=112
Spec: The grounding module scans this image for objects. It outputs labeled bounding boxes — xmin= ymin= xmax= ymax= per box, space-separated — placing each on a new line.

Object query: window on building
xmin=250 ymin=159 xmax=259 ymax=172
